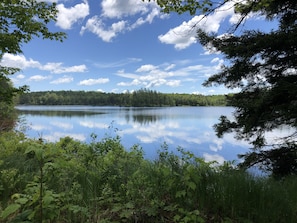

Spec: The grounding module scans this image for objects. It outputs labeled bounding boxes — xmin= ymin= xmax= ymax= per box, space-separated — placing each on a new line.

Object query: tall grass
xmin=0 ymin=132 xmax=296 ymax=222
xmin=198 ymin=169 xmax=297 ymax=222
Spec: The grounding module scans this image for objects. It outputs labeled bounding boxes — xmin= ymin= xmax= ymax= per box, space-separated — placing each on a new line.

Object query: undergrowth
xmin=0 ymin=131 xmax=296 ymax=222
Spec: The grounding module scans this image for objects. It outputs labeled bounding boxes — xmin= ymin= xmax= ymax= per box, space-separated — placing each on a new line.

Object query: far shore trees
xmin=17 ymin=89 xmax=228 ymax=107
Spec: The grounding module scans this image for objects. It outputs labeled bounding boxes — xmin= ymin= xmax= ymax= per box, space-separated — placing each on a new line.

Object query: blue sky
xmin=3 ymin=0 xmax=277 ymax=94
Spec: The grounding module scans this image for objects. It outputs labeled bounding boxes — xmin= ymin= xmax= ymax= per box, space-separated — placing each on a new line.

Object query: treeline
xmin=18 ymin=89 xmax=229 ymax=106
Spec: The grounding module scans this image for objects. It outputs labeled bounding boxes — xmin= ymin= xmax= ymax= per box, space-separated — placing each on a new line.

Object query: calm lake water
xmin=16 ymin=106 xmax=250 ymax=163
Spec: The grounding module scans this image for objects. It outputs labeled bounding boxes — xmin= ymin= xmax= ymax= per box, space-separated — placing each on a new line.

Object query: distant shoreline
xmin=18 ymin=89 xmax=231 ymax=107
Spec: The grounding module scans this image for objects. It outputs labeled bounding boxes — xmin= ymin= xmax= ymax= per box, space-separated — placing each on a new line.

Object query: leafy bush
xmin=0 ymin=132 xmax=296 ymax=222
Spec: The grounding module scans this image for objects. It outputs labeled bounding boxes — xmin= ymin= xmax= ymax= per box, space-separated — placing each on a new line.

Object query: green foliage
xmin=200 ymin=0 xmax=297 ymax=176
xmin=1 ymin=132 xmax=297 ymax=222
xmin=17 ymin=89 xmax=229 ymax=106
xmin=0 ymin=0 xmax=66 ymax=81
xmin=0 ymin=0 xmax=65 ymax=57
xmin=239 ymin=143 xmax=297 ymax=179
xmin=152 ymin=0 xmax=297 ymax=176
xmin=0 ymin=77 xmax=27 ymax=132
xmin=0 ymin=0 xmax=66 ymax=132
xmin=0 ymin=101 xmax=16 ymax=132
xmin=146 ymin=0 xmax=214 ymax=15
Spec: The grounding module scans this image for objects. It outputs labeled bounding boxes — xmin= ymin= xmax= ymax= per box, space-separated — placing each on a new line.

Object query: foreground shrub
xmin=0 ymin=132 xmax=296 ymax=222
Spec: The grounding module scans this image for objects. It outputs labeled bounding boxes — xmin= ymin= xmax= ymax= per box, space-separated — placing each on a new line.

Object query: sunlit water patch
xmin=16 ymin=106 xmax=250 ymax=163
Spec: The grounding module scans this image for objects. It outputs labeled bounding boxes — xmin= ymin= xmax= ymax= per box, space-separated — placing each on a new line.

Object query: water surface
xmin=16 ymin=106 xmax=250 ymax=162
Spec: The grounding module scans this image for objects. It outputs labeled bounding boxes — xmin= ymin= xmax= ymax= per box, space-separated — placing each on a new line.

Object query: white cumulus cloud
xmin=29 ymin=75 xmax=51 ymax=82
xmin=203 ymin=153 xmax=225 ymax=165
xmin=16 ymin=74 xmax=25 ymax=79
xmin=0 ymin=53 xmax=87 ymax=74
xmin=116 ymin=58 xmax=225 ymax=89
xmin=101 ymin=0 xmax=150 ymax=18
xmin=136 ymin=64 xmax=158 ymax=72
xmin=0 ymin=53 xmax=40 ymax=69
xmin=81 ymin=0 xmax=163 ymax=42
xmin=81 ymin=16 xmax=127 ymax=42
xmin=50 ymin=75 xmax=73 ymax=84
xmin=56 ymin=0 xmax=89 ymax=29
xmin=166 ymin=80 xmax=181 ymax=87
xmin=78 ymin=78 xmax=110 ymax=86
xmin=42 ymin=63 xmax=87 ymax=74
xmin=128 ymin=7 xmax=160 ymax=30
xmin=158 ymin=1 xmax=237 ymax=50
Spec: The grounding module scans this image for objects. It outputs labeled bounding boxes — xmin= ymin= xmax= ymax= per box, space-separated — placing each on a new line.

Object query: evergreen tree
xmin=151 ymin=0 xmax=297 ymax=177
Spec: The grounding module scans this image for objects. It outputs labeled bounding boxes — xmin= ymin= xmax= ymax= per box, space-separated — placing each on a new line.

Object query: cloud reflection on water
xmin=17 ymin=106 xmax=249 ymax=163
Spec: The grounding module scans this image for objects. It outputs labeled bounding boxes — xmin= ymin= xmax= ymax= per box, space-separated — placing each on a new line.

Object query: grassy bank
xmin=0 ymin=131 xmax=296 ymax=222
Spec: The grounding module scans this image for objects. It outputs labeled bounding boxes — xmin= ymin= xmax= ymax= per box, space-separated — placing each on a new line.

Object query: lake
xmin=16 ymin=106 xmax=250 ymax=163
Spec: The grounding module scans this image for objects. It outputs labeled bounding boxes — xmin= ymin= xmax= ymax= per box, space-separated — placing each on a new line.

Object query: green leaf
xmin=43 ymin=192 xmax=55 ymax=205
xmin=17 ymin=197 xmax=29 ymax=205
xmin=120 ymin=209 xmax=133 ymax=218
xmin=187 ymin=181 xmax=197 ymax=190
xmin=25 ymin=145 xmax=44 ymax=161
xmin=1 ymin=203 xmax=21 ymax=219
xmin=174 ymin=214 xmax=181 ymax=222
xmin=176 ymin=190 xmax=186 ymax=198
xmin=125 ymin=202 xmax=134 ymax=209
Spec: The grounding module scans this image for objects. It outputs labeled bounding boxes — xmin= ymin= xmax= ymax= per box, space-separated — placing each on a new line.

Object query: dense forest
xmin=17 ymin=89 xmax=229 ymax=107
